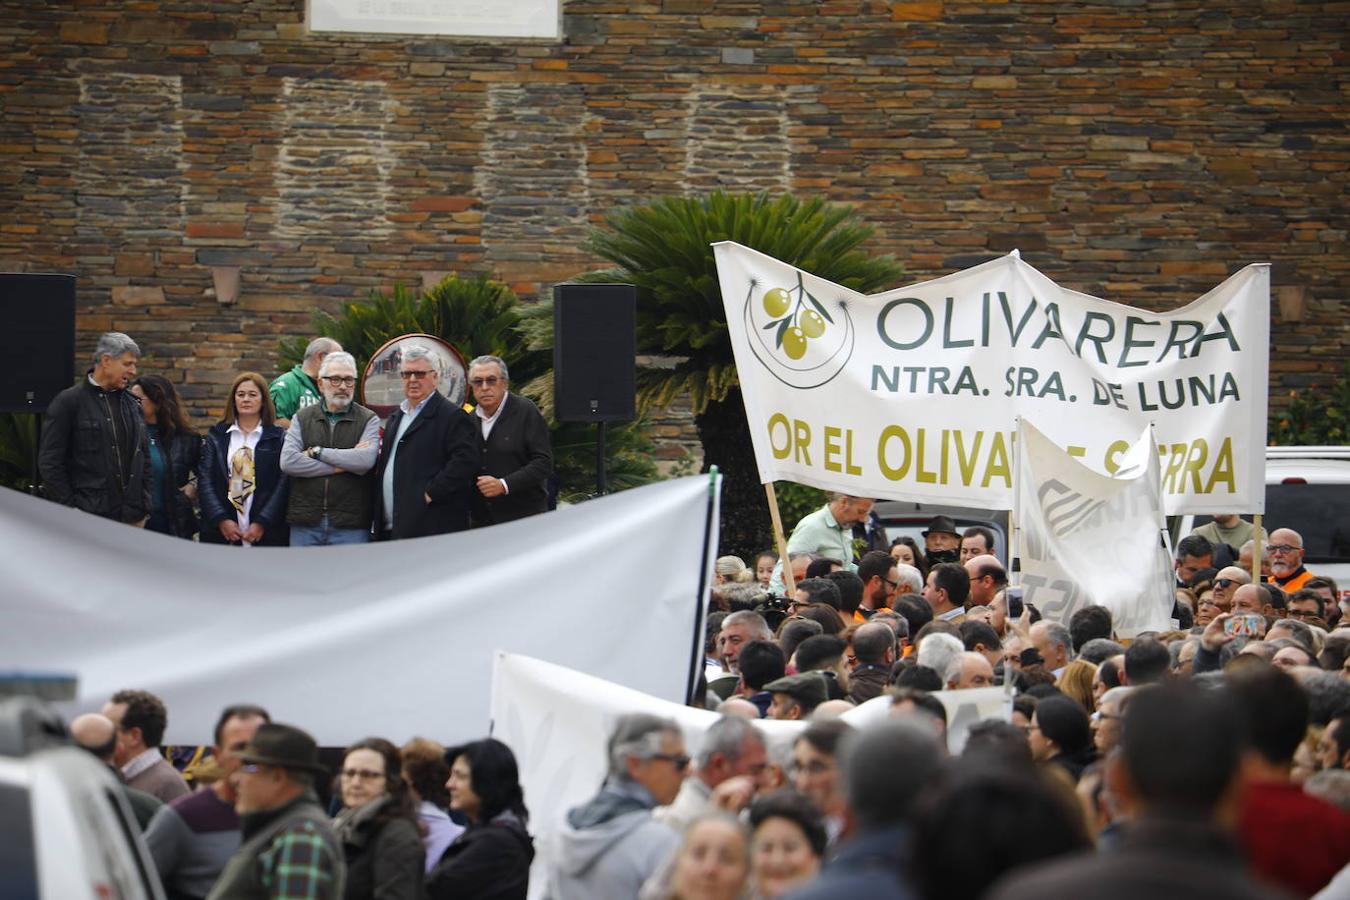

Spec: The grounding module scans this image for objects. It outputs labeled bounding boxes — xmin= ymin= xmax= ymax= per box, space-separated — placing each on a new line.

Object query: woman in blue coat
xmin=198 ymin=371 xmax=289 ymax=546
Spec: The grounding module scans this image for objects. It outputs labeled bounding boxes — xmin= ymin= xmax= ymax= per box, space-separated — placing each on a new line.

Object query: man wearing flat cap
xmin=207 ymin=723 xmax=345 ymax=900
xmin=764 ymin=672 xmax=830 ymax=721
xmin=922 ymin=515 xmax=962 ymax=568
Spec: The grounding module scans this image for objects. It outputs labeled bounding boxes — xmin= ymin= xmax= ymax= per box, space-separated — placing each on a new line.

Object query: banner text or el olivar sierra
xmin=714 ymin=243 xmax=1270 ymax=515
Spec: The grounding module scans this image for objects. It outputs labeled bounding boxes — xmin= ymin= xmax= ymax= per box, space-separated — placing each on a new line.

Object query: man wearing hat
xmin=207 ymin=723 xmax=344 ymax=900
xmin=769 ymin=493 xmax=875 ymax=594
xmin=764 ymin=672 xmax=830 ymax=720
xmin=922 ymin=515 xmax=962 ymax=567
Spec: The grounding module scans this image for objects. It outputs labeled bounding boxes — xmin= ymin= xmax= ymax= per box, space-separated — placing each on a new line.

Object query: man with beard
xmin=1267 ymin=528 xmax=1316 ymax=594
xmin=280 ymin=351 xmax=381 ymax=544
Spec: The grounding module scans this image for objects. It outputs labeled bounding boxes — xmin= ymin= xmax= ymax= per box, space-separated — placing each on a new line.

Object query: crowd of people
xmin=53 ymin=489 xmax=1349 ymax=899
xmin=36 ymin=331 xmax=554 ymax=544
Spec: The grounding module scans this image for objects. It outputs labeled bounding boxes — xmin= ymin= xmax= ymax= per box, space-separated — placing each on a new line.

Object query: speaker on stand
xmin=553 ymin=283 xmax=637 ymax=495
xmin=0 ymin=273 xmax=77 ymax=494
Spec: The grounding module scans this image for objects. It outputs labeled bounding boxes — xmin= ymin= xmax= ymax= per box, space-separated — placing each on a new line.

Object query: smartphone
xmin=1006 ymin=586 xmax=1025 ymax=620
xmin=1224 ymin=613 xmax=1263 ymax=638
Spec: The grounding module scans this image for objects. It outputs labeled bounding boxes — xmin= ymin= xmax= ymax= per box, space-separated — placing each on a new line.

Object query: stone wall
xmin=1 ymin=0 xmax=1346 ymax=434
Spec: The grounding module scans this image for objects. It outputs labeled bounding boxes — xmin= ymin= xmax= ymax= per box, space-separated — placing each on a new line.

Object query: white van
xmin=1174 ymin=446 xmax=1350 ymax=601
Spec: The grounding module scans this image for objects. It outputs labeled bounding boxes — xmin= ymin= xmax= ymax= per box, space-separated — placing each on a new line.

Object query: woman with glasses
xmin=198 ymin=372 xmax=289 ymax=546
xmin=130 ymin=374 xmax=201 ymax=539
xmin=426 ymin=738 xmax=533 ymax=900
xmin=334 ymin=738 xmax=424 ymax=900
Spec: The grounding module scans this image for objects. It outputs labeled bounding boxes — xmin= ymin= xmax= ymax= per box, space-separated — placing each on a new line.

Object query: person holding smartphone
xmin=1191 ymin=610 xmax=1266 ymax=674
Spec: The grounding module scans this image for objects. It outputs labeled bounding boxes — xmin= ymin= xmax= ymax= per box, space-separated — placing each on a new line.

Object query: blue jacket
xmin=198 ymin=422 xmax=289 ymax=546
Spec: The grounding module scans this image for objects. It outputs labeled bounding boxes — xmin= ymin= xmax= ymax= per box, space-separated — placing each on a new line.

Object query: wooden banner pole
xmin=764 ymin=482 xmax=795 ymax=596
xmin=1251 ymin=513 xmax=1264 ymax=583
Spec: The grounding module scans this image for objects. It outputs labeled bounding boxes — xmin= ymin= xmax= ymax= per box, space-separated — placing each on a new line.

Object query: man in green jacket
xmin=269 ymin=337 xmax=342 ymax=426
xmin=207 ymin=723 xmax=343 ymax=900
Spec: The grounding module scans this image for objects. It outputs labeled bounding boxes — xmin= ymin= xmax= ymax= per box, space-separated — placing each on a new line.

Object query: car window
xmin=1265 ymin=484 xmax=1350 ymax=562
xmin=0 ymin=783 xmax=38 ymax=900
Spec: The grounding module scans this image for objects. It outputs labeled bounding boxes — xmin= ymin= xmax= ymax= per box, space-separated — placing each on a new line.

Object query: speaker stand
xmin=595 ymin=421 xmax=608 ymax=496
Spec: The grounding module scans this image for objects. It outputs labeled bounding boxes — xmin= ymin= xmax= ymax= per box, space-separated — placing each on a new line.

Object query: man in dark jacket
xmin=207 ymin=723 xmax=343 ymax=900
xmin=38 ymin=331 xmax=151 ymax=524
xmin=280 ymin=351 xmax=380 ymax=545
xmin=987 ymin=683 xmax=1289 ymax=900
xmin=466 ymin=355 xmax=553 ymax=527
xmin=373 ymin=346 xmax=479 ymax=540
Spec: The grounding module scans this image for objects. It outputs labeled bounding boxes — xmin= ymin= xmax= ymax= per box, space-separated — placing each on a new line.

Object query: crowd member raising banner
xmin=1014 ymin=419 xmax=1175 ymax=636
xmin=712 ymin=243 xmax=1269 ymax=515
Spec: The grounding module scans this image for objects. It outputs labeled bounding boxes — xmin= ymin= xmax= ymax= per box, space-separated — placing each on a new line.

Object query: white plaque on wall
xmin=309 ymin=0 xmax=561 ymax=40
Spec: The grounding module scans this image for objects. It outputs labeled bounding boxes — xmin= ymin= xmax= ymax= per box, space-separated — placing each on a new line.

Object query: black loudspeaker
xmin=0 ymin=274 xmax=76 ymax=414
xmin=553 ymin=283 xmax=636 ymax=423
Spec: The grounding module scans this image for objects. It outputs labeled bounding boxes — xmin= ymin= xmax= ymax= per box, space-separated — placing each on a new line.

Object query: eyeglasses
xmin=340 ymin=768 xmax=386 ymax=781
xmin=399 ymin=370 xmax=433 ymax=380
xmin=883 ymin=577 xmax=899 ymax=590
xmin=649 ymin=753 xmax=690 ymax=769
xmin=1266 ymin=544 xmax=1301 ymax=554
xmin=470 ymin=376 xmax=501 ymax=387
xmin=322 ymin=375 xmax=356 ymax=386
xmin=1214 ymin=578 xmax=1238 ymax=588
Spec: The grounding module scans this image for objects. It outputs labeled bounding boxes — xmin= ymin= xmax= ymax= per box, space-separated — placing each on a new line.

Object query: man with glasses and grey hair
xmin=466 ymin=354 xmax=553 ymax=527
xmin=268 ymin=336 xmax=341 ymax=426
xmin=549 ymin=713 xmax=687 ymax=898
xmin=280 ymin=351 xmax=380 ymax=545
xmin=372 ymin=345 xmax=478 ymax=539
xmin=39 ymin=331 xmax=151 ymax=525
xmin=1268 ymin=527 xmax=1316 ymax=594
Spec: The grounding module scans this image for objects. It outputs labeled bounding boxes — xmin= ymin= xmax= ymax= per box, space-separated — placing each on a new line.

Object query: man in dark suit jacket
xmin=373 ymin=346 xmax=479 ymax=539
xmin=467 ymin=354 xmax=553 ymax=527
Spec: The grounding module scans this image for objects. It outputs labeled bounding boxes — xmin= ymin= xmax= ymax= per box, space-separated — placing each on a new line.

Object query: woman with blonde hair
xmin=1055 ymin=658 xmax=1099 ymax=713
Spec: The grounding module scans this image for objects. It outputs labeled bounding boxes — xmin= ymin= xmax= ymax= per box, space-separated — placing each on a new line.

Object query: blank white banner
xmin=0 ymin=475 xmax=718 ymax=746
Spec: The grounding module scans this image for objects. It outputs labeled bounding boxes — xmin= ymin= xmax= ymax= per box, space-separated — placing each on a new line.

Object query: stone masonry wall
xmin=0 ymin=0 xmax=1346 ymax=439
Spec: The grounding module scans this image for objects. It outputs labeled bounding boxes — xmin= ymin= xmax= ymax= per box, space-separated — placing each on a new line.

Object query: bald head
xmin=716 ymin=698 xmax=761 ymax=719
xmin=964 ymin=554 xmax=1006 ymax=606
xmin=1268 ymin=528 xmax=1305 ymax=578
xmin=70 ymin=713 xmax=117 ymax=762
xmin=1212 ymin=566 xmax=1250 ymax=607
xmin=947 ymin=652 xmax=996 ymax=690
xmin=1231 ymin=584 xmax=1265 ymax=615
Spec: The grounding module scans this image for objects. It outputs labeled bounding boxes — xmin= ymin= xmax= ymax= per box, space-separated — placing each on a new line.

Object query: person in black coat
xmin=131 ymin=374 xmax=202 ymax=539
xmin=37 ymin=331 xmax=151 ymax=524
xmin=373 ymin=346 xmax=479 ymax=540
xmin=197 ymin=371 xmax=289 ymax=546
xmin=427 ymin=738 xmax=533 ymax=900
xmin=335 ymin=738 xmax=425 ymax=900
xmin=465 ymin=355 xmax=553 ymax=527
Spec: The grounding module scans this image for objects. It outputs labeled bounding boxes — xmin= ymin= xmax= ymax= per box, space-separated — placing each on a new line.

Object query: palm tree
xmin=579 ymin=192 xmax=905 ymax=562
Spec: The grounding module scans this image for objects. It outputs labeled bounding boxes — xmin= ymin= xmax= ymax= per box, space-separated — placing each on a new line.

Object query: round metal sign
xmin=362 ymin=333 xmax=469 ymax=421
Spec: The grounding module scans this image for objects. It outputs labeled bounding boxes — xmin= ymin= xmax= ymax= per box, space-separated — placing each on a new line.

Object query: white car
xmin=1174 ymin=446 xmax=1350 ymax=602
xmin=0 ymin=699 xmax=164 ymax=899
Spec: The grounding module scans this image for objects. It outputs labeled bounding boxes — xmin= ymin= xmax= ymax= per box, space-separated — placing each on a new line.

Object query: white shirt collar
xmin=475 ymin=392 xmax=509 ymax=425
xmin=226 ymin=420 xmax=263 ymax=437
xmin=121 ymin=747 xmax=163 ymax=782
xmin=400 ymin=394 xmax=433 ymax=416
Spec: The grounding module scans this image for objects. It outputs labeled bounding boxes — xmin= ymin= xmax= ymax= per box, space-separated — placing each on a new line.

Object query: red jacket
xmin=1238 ymin=779 xmax=1350 ymax=897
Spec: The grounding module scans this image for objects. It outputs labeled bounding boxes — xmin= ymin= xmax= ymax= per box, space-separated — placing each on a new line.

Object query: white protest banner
xmin=0 ymin=474 xmax=719 ymax=745
xmin=1015 ymin=419 xmax=1175 ymax=635
xmin=713 ymin=243 xmax=1270 ymax=514
xmin=491 ymin=653 xmax=1008 ymax=898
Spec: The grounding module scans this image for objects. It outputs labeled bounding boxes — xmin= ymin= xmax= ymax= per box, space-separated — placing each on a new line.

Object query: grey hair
xmin=303 ymin=337 xmax=341 ymax=362
xmin=1037 ymin=621 xmax=1074 ymax=658
xmin=1304 ymin=769 xmax=1350 ymax=814
xmin=1292 ymin=669 xmax=1350 ymax=726
xmin=942 ymin=651 xmax=980 ymax=687
xmin=722 ymin=610 xmax=773 ymax=642
xmin=318 ymin=351 xmax=357 ymax=378
xmin=93 ymin=332 xmax=140 ymax=364
xmin=916 ymin=632 xmax=963 ymax=682
xmin=607 ymin=713 xmax=681 ymax=778
xmin=1270 ymin=618 xmax=1317 ymax=654
xmin=400 ymin=345 xmax=440 ymax=374
xmin=871 ymin=610 xmax=909 ymax=641
xmin=894 ymin=564 xmax=923 ymax=595
xmin=695 ymin=715 xmax=763 ymax=769
xmin=1080 ymin=638 xmax=1127 ymax=666
xmin=469 ymin=354 xmax=509 ymax=381
xmin=787 ymin=551 xmax=818 ymax=563
xmin=1168 ymin=637 xmax=1201 ymax=669
xmin=1098 ymin=685 xmax=1135 ymax=713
